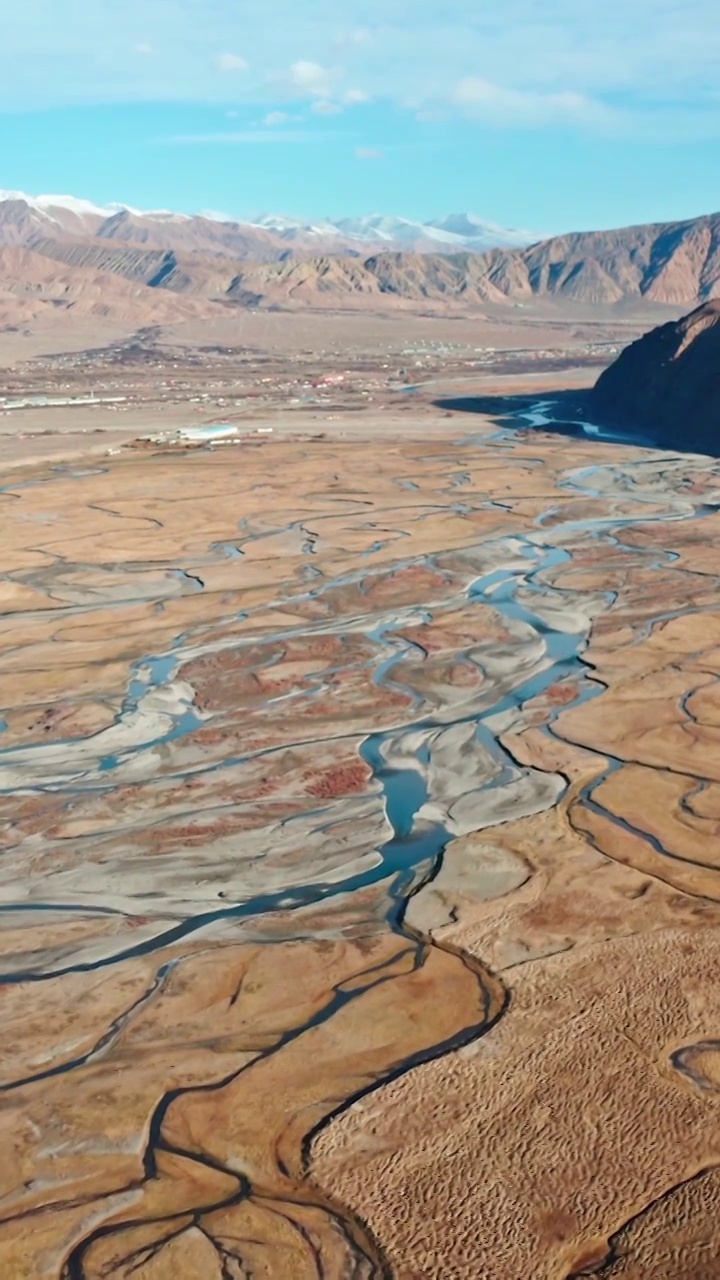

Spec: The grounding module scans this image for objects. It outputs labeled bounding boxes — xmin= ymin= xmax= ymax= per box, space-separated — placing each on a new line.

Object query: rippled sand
xmin=2 ymin=416 xmax=720 ymax=1277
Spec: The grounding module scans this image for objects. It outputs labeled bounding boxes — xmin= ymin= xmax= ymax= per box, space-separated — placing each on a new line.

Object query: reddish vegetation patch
xmin=184 ymin=726 xmax=237 ymax=748
xmin=303 ymin=684 xmax=411 ymax=718
xmin=255 ymin=675 xmax=306 ymax=696
xmin=402 ymin=616 xmax=513 ymax=656
xmin=254 ymin=776 xmax=283 ymax=797
xmin=543 ymin=680 xmax=580 ymax=707
xmin=136 ymin=804 xmax=300 ymax=851
xmin=305 ymin=761 xmax=371 ymax=799
xmin=192 ymin=677 xmax=261 ymax=713
xmin=286 ymin=635 xmax=347 ymax=660
xmin=364 ymin=564 xmax=449 ymax=609
xmin=190 ymin=635 xmax=378 ymax=710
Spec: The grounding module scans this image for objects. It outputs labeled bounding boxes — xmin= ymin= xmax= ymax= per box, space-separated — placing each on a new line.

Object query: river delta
xmin=2 ymin=402 xmax=720 ymax=1277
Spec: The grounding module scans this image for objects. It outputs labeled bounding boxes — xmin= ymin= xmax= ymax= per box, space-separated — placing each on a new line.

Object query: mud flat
xmin=2 ymin=405 xmax=720 ymax=1277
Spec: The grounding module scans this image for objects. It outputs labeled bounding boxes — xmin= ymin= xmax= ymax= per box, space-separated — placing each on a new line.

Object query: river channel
xmin=1 ymin=408 xmax=719 ymax=1277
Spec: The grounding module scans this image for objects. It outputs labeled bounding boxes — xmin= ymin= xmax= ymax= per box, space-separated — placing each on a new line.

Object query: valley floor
xmin=0 ymin=317 xmax=718 ymax=1278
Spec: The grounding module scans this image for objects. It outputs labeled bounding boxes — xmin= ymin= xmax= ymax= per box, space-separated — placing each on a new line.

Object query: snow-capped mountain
xmin=248 ymin=211 xmax=538 ymax=250
xmin=0 ymin=190 xmax=196 ymax=242
xmin=0 ymin=190 xmax=196 ymax=221
xmin=0 ymin=189 xmax=120 ymax=218
xmin=247 ymin=214 xmax=344 ymax=239
xmin=426 ymin=213 xmax=537 ymax=249
xmin=0 ymin=188 xmax=539 ymax=257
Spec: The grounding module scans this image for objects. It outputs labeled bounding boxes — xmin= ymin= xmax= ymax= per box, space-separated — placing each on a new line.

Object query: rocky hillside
xmin=224 ymin=213 xmax=720 ymax=309
xmin=591 ymin=301 xmax=720 ymax=445
xmin=505 ymin=214 xmax=720 ymax=305
xmin=29 ymin=212 xmax=720 ymax=309
xmin=0 ymin=206 xmax=719 ymax=328
xmin=0 ymin=246 xmax=210 ymax=328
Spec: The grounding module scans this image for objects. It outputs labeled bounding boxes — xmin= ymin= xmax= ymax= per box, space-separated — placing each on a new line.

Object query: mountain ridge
xmin=0 ymin=190 xmax=537 ymax=257
xmin=0 ymin=201 xmax=718 ymax=329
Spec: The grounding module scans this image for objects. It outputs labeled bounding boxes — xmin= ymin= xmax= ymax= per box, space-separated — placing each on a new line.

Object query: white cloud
xmin=277 ymin=60 xmax=336 ymax=98
xmin=3 ymin=0 xmax=720 ymax=139
xmin=216 ymin=53 xmax=249 ymax=73
xmin=451 ymin=78 xmax=611 ymax=127
xmin=311 ymin=99 xmax=342 ymax=115
xmin=355 ymin=146 xmax=383 ymax=159
xmin=344 ymin=88 xmax=370 ymax=104
xmin=263 ymin=110 xmax=290 ymax=125
xmin=135 ymin=42 xmax=152 ymax=56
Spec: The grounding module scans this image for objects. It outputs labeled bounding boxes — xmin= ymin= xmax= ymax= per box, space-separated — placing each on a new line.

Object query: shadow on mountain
xmin=435 ymin=389 xmax=602 ymax=439
xmin=433 ymin=389 xmax=718 ymax=457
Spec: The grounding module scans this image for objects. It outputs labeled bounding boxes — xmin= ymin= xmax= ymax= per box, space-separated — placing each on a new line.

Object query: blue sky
xmin=1 ymin=0 xmax=719 ymax=231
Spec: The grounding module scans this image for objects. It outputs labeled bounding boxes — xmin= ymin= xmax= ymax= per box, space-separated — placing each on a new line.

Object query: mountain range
xmin=0 ymin=191 xmax=536 ymax=258
xmin=0 ymin=188 xmax=718 ymax=331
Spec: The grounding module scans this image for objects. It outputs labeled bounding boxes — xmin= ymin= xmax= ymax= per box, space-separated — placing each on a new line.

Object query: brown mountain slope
xmin=591 ymin=300 xmax=720 ymax=446
xmin=221 ymin=251 xmax=510 ymax=308
xmin=0 ymin=200 xmax=60 ymax=247
xmin=0 ymin=246 xmax=212 ymax=328
xmin=0 ymin=199 xmax=107 ymax=248
xmin=1 ymin=210 xmax=719 ymax=324
xmin=29 ymin=238 xmax=178 ymax=285
xmin=94 ymin=209 xmax=301 ymax=262
xmin=164 ymin=212 xmax=720 ymax=309
xmin=27 ymin=237 xmax=236 ymax=295
xmin=225 ymin=213 xmax=720 ymax=309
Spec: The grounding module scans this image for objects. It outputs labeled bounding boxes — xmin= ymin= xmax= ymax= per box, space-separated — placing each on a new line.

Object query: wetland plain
xmin=1 ymin=314 xmax=720 ymax=1278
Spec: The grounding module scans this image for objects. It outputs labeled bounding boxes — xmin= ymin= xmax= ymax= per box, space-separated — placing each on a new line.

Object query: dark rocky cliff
xmin=592 ymin=301 xmax=720 ymax=447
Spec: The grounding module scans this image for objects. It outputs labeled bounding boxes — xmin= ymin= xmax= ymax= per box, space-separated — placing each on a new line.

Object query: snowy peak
xmin=0 ymin=190 xmax=131 ymax=239
xmin=0 ymin=187 xmax=539 ymax=257
xmin=250 ymin=213 xmax=342 ymax=236
xmin=249 ymin=212 xmax=539 ymax=250
xmin=0 ymin=189 xmax=116 ymax=219
xmin=427 ymin=213 xmax=538 ymax=248
xmin=333 ymin=215 xmax=428 ymax=243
